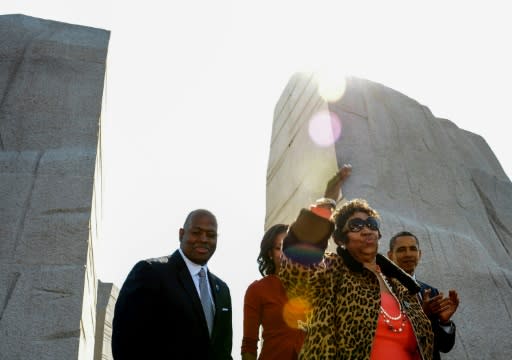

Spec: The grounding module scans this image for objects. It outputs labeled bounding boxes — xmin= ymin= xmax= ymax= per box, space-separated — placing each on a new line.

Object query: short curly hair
xmin=257 ymin=224 xmax=288 ymax=276
xmin=332 ymin=198 xmax=381 ymax=244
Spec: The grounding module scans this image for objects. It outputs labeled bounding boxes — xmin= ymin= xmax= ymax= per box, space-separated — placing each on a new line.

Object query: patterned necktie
xmin=199 ymin=267 xmax=215 ymax=336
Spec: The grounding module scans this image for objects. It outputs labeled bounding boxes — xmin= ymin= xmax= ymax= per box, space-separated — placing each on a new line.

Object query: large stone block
xmin=0 ymin=15 xmax=109 ymax=151
xmin=0 ymin=14 xmax=109 ymax=359
xmin=267 ymin=73 xmax=512 ymax=359
xmin=0 ymin=264 xmax=85 ymax=359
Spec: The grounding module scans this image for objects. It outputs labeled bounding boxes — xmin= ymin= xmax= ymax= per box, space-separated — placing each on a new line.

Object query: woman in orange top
xmin=241 ymin=224 xmax=306 ymax=360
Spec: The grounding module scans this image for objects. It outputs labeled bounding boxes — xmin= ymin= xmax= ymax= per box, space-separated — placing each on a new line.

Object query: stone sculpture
xmin=0 ymin=14 xmax=110 ymax=359
xmin=266 ymin=72 xmax=512 ymax=359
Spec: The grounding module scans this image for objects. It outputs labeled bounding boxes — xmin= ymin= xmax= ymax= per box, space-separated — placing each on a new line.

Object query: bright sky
xmin=3 ymin=1 xmax=511 ymax=357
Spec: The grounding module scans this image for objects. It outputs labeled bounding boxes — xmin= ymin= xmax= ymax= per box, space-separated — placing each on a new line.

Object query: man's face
xmin=179 ymin=212 xmax=217 ymax=265
xmin=387 ymin=235 xmax=421 ymax=275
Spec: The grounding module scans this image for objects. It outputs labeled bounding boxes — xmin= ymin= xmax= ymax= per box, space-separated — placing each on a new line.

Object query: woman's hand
xmin=323 ymin=164 xmax=352 ymax=201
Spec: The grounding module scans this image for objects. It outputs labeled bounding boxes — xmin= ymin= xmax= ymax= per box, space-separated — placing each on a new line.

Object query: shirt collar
xmin=178 ymin=248 xmax=208 ymax=276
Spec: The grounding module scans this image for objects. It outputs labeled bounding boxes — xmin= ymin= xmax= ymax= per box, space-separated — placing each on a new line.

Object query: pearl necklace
xmin=378 ymin=272 xmax=407 ymax=333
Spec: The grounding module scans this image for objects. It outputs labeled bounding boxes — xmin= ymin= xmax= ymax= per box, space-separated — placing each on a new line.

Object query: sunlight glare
xmin=283 ymin=296 xmax=311 ymax=329
xmin=316 ymin=68 xmax=347 ymax=103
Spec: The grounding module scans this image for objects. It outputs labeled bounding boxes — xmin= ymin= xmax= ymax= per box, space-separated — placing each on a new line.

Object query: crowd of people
xmin=111 ymin=165 xmax=460 ymax=360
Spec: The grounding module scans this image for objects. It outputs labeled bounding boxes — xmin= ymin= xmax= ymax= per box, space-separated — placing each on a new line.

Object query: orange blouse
xmin=241 ymin=275 xmax=305 ymax=359
xmin=370 ymin=292 xmax=421 ymax=360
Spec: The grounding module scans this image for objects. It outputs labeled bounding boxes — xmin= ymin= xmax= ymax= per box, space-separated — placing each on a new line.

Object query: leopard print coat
xmin=280 ymin=210 xmax=434 ymax=360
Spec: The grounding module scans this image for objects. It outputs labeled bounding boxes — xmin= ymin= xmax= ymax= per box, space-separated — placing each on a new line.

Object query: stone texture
xmin=0 ymin=14 xmax=109 ymax=359
xmin=94 ymin=281 xmax=118 ymax=360
xmin=266 ymin=73 xmax=512 ymax=359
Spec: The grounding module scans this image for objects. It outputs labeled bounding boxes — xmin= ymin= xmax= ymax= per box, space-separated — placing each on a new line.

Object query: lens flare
xmin=308 ymin=110 xmax=342 ymax=147
xmin=282 ymin=296 xmax=311 ymax=329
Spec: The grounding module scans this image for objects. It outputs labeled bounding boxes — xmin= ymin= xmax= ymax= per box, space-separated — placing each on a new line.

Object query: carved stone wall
xmin=267 ymin=73 xmax=512 ymax=359
xmin=94 ymin=281 xmax=118 ymax=360
xmin=0 ymin=14 xmax=109 ymax=359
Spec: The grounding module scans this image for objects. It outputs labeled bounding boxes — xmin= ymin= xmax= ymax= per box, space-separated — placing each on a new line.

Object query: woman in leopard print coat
xmin=279 ymin=168 xmax=434 ymax=359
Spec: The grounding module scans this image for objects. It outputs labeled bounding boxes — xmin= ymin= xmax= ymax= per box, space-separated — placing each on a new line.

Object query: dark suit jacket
xmin=418 ymin=281 xmax=456 ymax=360
xmin=112 ymin=250 xmax=233 ymax=359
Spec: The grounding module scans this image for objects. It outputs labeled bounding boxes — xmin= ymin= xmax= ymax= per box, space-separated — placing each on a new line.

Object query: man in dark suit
xmin=112 ymin=209 xmax=233 ymax=359
xmin=388 ymin=231 xmax=460 ymax=360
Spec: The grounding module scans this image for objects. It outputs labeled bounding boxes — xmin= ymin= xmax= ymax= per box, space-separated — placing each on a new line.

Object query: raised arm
xmin=279 ymin=165 xmax=352 ymax=300
xmin=282 ymin=164 xmax=352 ymax=263
xmin=323 ymin=164 xmax=352 ymax=202
xmin=283 ymin=164 xmax=352 ymax=265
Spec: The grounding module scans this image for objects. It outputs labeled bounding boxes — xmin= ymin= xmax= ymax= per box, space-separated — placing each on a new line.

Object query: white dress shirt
xmin=178 ymin=249 xmax=215 ymax=306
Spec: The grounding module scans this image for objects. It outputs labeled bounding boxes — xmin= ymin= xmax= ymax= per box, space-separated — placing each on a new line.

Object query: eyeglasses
xmin=345 ymin=217 xmax=380 ymax=232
